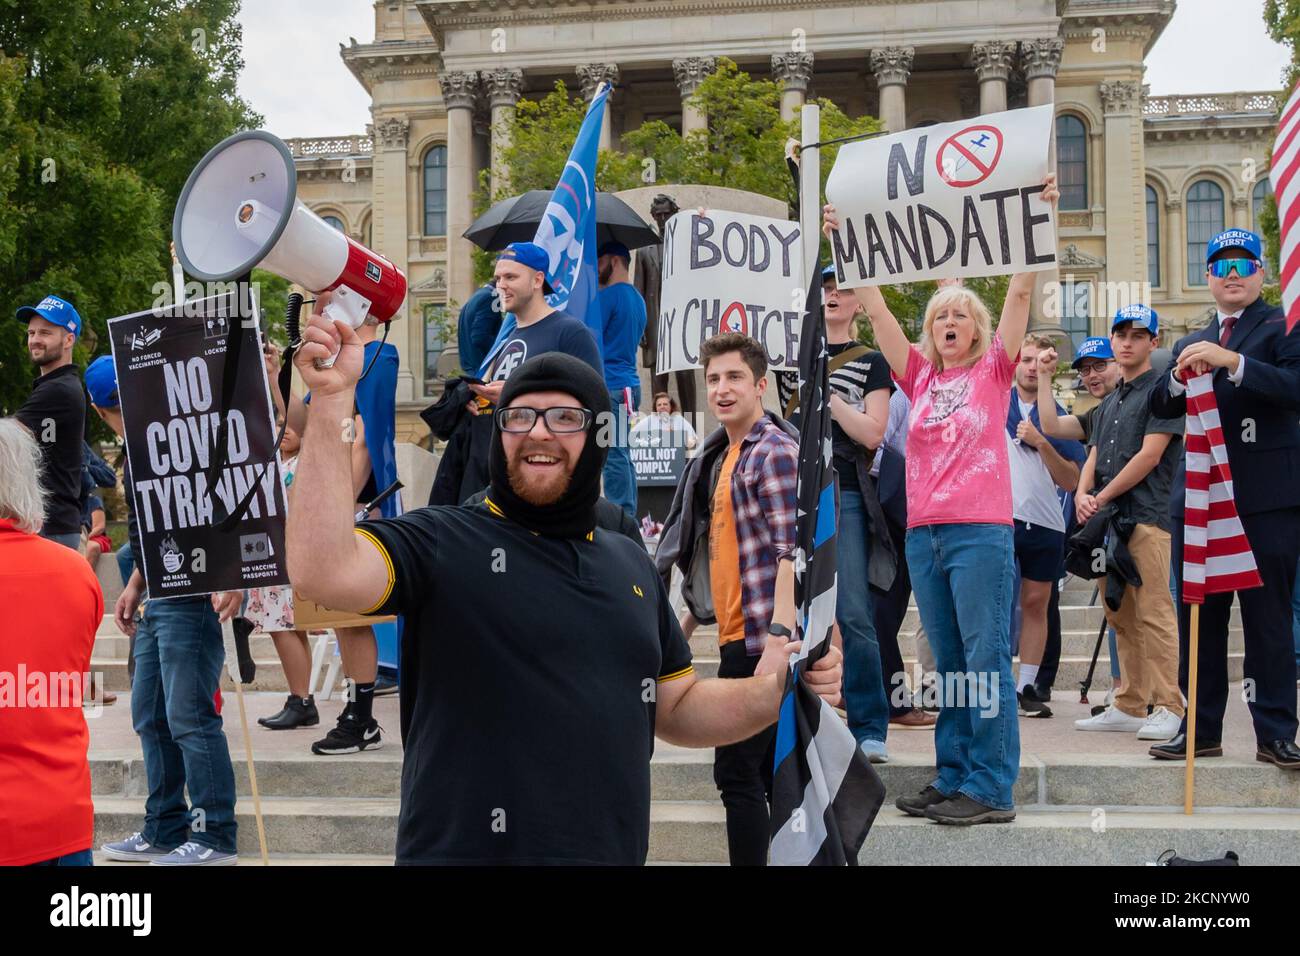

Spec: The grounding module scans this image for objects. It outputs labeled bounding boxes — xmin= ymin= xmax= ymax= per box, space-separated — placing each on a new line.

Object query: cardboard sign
xmin=656 ymin=210 xmax=805 ymax=373
xmin=825 ymin=105 xmax=1057 ymax=286
xmin=109 ymin=293 xmax=289 ymax=598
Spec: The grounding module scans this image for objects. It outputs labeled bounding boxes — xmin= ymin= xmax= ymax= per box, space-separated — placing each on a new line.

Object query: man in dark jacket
xmin=1148 ymin=229 xmax=1300 ymax=769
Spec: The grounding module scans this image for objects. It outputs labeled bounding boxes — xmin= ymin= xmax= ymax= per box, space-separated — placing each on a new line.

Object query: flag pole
xmin=799 ymin=103 xmax=821 ymax=298
xmin=1183 ymin=603 xmax=1200 ymax=815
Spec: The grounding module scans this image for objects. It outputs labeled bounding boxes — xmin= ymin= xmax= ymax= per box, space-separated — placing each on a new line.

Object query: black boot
xmin=258 ymin=694 xmax=320 ymax=730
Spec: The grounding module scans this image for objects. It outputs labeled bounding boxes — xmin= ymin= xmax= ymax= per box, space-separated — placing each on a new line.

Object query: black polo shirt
xmin=1088 ymin=368 xmax=1183 ymax=532
xmin=354 ymin=498 xmax=694 ymax=865
xmin=15 ymin=363 xmax=86 ymax=536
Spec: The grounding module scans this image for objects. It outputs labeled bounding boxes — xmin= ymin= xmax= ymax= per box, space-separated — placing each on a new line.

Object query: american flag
xmin=1271 ymin=82 xmax=1300 ymax=334
xmin=768 ymin=260 xmax=885 ymax=865
xmin=1181 ymin=371 xmax=1263 ymax=603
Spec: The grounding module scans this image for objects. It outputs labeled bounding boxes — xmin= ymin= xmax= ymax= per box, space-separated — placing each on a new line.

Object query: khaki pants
xmin=1105 ymin=523 xmax=1184 ymax=719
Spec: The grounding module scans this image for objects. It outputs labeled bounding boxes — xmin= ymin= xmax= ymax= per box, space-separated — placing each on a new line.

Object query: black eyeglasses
xmin=495 ymin=406 xmax=592 ymax=434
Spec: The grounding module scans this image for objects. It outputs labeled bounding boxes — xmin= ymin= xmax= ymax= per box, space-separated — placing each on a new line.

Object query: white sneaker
xmin=1074 ymin=705 xmax=1145 ymax=732
xmin=150 ymin=841 xmax=238 ymax=866
xmin=858 ymin=739 xmax=889 ymax=764
xmin=1137 ymin=706 xmax=1181 ymax=740
xmin=1103 ymin=688 xmax=1115 ymax=707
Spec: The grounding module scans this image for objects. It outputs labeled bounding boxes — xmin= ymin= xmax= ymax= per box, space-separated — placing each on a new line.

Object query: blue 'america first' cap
xmin=1072 ymin=336 xmax=1114 ymax=368
xmin=16 ymin=294 xmax=81 ymax=337
xmin=85 ymin=355 xmax=119 ymax=408
xmin=497 ymin=242 xmax=555 ymax=294
xmin=1111 ymin=304 xmax=1159 ymax=335
xmin=1206 ymin=228 xmax=1262 ymax=263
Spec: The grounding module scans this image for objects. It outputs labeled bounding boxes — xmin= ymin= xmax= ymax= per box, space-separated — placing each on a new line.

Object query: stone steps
xmin=88 ymin=795 xmax=1300 ymax=865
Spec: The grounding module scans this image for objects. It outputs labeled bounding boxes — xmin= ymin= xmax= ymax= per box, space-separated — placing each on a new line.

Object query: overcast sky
xmin=236 ymin=0 xmax=1292 ymax=139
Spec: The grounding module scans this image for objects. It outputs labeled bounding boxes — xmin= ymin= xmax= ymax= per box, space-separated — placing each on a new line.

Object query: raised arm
xmin=823 ymin=204 xmax=911 ymax=379
xmin=286 ymin=292 xmax=392 ymax=613
xmin=1034 ymin=346 xmax=1086 ymax=441
xmin=998 ymin=174 xmax=1059 ymax=360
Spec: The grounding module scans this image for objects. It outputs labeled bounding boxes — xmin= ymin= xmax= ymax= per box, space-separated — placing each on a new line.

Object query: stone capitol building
xmin=287 ymin=0 xmax=1279 ymax=442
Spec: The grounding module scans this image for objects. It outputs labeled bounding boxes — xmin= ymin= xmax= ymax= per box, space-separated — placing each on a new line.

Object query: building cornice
xmin=1059 ymin=1 xmax=1175 ymax=54
xmin=341 ymin=38 xmax=441 ymax=94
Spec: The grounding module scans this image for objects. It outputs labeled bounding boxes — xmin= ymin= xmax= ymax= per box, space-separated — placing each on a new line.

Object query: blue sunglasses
xmin=1208 ymin=258 xmax=1261 ymax=279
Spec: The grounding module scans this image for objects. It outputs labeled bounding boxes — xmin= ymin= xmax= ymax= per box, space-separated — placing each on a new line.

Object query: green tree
xmin=0 ymin=1 xmax=261 ymax=418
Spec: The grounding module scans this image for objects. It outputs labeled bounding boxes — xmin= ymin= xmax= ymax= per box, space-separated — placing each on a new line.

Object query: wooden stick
xmin=234 ymin=679 xmax=271 ymax=865
xmin=1183 ymin=603 xmax=1200 ymax=816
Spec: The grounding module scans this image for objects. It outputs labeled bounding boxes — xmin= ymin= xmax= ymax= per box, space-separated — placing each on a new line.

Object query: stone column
xmin=1165 ymin=198 xmax=1186 ymax=295
xmin=1022 ymin=38 xmax=1063 ymax=325
xmin=577 ymin=63 xmax=620 ymax=151
xmin=438 ymin=70 xmax=481 ymax=313
xmin=1232 ymin=195 xmax=1250 ymax=229
xmin=771 ymin=52 xmax=814 ymax=122
xmin=869 ymin=46 xmax=913 ymax=133
xmin=673 ymin=56 xmax=716 ymax=136
xmin=1099 ymin=80 xmax=1147 ymax=288
xmin=482 ymin=67 xmax=523 ymax=196
xmin=970 ymin=41 xmax=1016 ymax=115
xmin=372 ymin=116 xmax=415 ymax=400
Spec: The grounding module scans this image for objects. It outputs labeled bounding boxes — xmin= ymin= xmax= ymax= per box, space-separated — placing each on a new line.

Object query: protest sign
xmin=825 ymin=104 xmax=1056 ymax=286
xmin=656 ymin=209 xmax=805 ymax=373
xmin=630 ymin=442 xmax=687 ymax=487
xmin=108 ymin=293 xmax=288 ymax=598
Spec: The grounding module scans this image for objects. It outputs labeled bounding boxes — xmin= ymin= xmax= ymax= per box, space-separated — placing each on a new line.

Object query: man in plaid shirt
xmin=696 ymin=332 xmax=799 ymax=865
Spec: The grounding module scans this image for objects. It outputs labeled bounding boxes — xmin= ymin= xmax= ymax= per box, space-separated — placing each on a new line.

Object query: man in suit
xmin=1149 ymin=228 xmax=1300 ymax=769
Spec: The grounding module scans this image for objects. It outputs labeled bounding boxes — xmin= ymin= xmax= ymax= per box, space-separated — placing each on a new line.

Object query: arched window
xmin=322 ymin=215 xmax=345 ymax=233
xmin=1185 ymin=180 xmax=1224 ymax=287
xmin=423 ymin=145 xmax=447 ymax=236
xmin=1252 ymin=178 xmax=1273 ymax=276
xmin=1145 ymin=185 xmax=1160 ymax=288
xmin=1056 ymin=115 xmax=1087 ymax=210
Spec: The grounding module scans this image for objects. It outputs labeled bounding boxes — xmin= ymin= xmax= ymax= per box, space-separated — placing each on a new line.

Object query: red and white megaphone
xmin=173 ymin=129 xmax=406 ymax=366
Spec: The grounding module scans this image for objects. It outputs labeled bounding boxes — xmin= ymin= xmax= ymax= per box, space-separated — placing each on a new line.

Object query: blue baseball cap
xmin=1071 ymin=336 xmax=1114 ymax=368
xmin=821 ymin=265 xmax=838 ymax=281
xmin=597 ymin=240 xmax=631 ymax=263
xmin=1206 ymin=228 xmax=1262 ymax=264
xmin=1111 ymin=304 xmax=1158 ymax=336
xmin=496 ymin=242 xmax=555 ymax=294
xmin=16 ymin=294 xmax=81 ymax=337
xmin=85 ymin=355 xmax=119 ymax=408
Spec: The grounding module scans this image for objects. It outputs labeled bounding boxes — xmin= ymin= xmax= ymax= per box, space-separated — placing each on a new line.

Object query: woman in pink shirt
xmin=823 ymin=174 xmax=1058 ymax=825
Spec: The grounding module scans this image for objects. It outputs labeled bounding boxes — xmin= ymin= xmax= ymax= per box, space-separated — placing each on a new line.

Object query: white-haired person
xmin=0 ymin=418 xmax=101 ymax=866
xmin=822 ymin=173 xmax=1059 ymax=825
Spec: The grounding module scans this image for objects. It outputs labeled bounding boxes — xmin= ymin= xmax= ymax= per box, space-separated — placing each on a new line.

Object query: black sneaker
xmin=1032 ymin=682 xmax=1053 ymax=702
xmin=373 ymin=676 xmax=399 ymax=697
xmin=258 ymin=694 xmax=320 ymax=730
xmin=311 ymin=712 xmax=382 ymax=755
xmin=895 ymin=785 xmax=949 ymax=818
xmin=1018 ymin=685 xmax=1053 ymax=718
xmin=923 ymin=794 xmax=1016 ymax=825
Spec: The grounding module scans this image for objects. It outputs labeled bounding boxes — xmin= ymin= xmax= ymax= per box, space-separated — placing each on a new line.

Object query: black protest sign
xmin=108 ymin=293 xmax=288 ymax=598
xmin=630 ymin=442 xmax=687 ymax=486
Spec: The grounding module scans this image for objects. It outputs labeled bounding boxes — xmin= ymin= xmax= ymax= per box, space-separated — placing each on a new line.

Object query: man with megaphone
xmin=285 ymin=296 xmax=844 ymax=865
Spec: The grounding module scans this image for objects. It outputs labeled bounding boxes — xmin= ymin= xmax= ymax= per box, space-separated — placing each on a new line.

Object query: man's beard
xmin=30 ymin=347 xmax=60 ymax=367
xmin=506 ymin=446 xmax=574 ymax=506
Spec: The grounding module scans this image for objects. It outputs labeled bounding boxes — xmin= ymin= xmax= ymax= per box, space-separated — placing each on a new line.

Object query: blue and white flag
xmin=769 ymin=259 xmax=885 ymax=866
xmin=477 ymin=83 xmax=610 ymax=376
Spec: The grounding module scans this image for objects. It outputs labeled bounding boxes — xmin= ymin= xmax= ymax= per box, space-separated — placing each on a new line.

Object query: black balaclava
xmin=488 ymin=353 xmax=611 ymax=539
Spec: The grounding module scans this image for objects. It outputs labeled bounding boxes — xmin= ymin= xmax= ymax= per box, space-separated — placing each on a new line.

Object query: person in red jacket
xmin=0 ymin=417 xmax=103 ymax=866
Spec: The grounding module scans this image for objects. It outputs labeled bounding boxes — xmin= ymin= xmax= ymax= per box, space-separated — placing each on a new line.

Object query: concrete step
xmin=88 ymin=796 xmax=1300 ymax=864
xmin=89 ymin=748 xmax=1300 ymax=809
xmin=93 ymin=851 xmax=396 ymax=866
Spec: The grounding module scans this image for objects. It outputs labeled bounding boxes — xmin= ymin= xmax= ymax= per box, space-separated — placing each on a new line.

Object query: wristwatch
xmin=766 ymin=623 xmax=793 ymax=639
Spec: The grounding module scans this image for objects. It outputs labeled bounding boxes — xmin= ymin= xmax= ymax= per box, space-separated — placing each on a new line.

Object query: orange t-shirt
xmin=709 ymin=442 xmax=745 ymax=647
xmin=0 ymin=520 xmax=102 ymax=865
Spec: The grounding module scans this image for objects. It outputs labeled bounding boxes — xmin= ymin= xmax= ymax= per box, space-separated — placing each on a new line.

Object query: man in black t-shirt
xmin=287 ymin=306 xmax=843 ymax=864
xmin=15 ymin=295 xmax=86 ymax=550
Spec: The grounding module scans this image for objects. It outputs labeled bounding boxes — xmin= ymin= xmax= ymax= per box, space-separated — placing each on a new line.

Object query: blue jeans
xmin=131 ymin=596 xmax=237 ymax=853
xmin=602 ymin=385 xmax=640 ymax=518
xmin=117 ymin=539 xmax=136 ymax=589
xmin=28 ymin=849 xmax=93 ymax=866
xmin=838 ymin=489 xmax=889 ymax=744
xmin=906 ymin=523 xmax=1019 ymax=810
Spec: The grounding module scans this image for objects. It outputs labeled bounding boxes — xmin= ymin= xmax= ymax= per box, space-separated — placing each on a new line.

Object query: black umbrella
xmin=463 ymin=190 xmax=660 ymax=252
